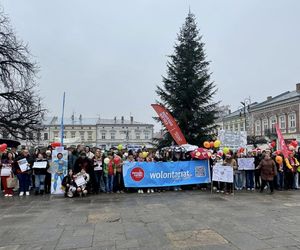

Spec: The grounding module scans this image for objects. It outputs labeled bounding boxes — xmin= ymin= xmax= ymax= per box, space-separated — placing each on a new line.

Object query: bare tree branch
xmin=0 ymin=9 xmax=46 ymax=140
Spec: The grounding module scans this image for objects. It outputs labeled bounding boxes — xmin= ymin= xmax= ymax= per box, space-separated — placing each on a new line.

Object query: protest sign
xmin=33 ymin=161 xmax=48 ymax=169
xmin=237 ymin=158 xmax=255 ymax=170
xmin=18 ymin=158 xmax=29 ymax=172
xmin=212 ymin=164 xmax=234 ymax=183
xmin=218 ymin=130 xmax=247 ymax=150
xmin=75 ymin=175 xmax=86 ymax=186
xmin=123 ymin=160 xmax=210 ymax=188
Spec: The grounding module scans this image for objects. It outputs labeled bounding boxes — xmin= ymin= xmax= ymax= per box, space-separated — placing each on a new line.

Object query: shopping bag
xmin=6 ymin=174 xmax=17 ymax=188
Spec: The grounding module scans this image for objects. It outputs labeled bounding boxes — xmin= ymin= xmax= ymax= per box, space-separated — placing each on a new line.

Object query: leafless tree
xmin=0 ymin=10 xmax=45 ymax=140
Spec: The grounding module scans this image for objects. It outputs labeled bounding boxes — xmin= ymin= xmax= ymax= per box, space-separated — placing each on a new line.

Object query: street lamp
xmin=239 ymin=97 xmax=251 ymax=133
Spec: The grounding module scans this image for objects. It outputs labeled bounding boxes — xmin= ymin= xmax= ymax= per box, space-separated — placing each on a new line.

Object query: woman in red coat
xmin=256 ymin=152 xmax=277 ymax=194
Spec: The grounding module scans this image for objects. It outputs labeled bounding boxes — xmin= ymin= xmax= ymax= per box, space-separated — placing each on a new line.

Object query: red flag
xmin=151 ymin=104 xmax=187 ymax=145
xmin=275 ymin=123 xmax=288 ymax=158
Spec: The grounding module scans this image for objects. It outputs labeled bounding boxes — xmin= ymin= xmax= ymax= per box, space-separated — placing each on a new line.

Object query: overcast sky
xmin=2 ymin=0 xmax=300 ymax=131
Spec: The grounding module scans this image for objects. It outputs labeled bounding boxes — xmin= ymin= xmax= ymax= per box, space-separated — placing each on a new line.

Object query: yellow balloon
xmin=117 ymin=144 xmax=123 ymax=151
xmin=142 ymin=151 xmax=148 ymax=158
xmin=223 ymin=147 xmax=230 ymax=155
xmin=214 ymin=140 xmax=221 ymax=148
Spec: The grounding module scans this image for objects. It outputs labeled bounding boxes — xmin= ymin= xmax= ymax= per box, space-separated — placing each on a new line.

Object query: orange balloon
xmin=210 ymin=142 xmax=214 ymax=148
xmin=275 ymin=155 xmax=283 ymax=164
xmin=203 ymin=141 xmax=210 ymax=149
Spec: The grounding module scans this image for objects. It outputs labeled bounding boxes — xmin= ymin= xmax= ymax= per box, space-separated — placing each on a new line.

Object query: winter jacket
xmin=33 ymin=159 xmax=49 ymax=175
xmin=257 ymin=158 xmax=277 ymax=181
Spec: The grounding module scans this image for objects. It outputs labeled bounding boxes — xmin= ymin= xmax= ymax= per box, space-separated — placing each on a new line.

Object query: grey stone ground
xmin=1 ymin=190 xmax=300 ymax=250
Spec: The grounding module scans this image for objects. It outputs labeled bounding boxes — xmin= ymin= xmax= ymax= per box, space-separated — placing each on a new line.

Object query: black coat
xmin=33 ymin=159 xmax=49 ymax=175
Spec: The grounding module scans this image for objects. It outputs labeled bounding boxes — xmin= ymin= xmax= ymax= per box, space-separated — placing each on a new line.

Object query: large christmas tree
xmin=156 ymin=11 xmax=218 ymax=147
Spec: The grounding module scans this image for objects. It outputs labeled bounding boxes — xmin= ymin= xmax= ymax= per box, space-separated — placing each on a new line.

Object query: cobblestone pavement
xmin=1 ymin=190 xmax=300 ymax=250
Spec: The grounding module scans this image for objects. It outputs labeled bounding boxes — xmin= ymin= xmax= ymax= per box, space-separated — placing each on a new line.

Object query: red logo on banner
xmin=131 ymin=167 xmax=145 ymax=182
xmin=151 ymin=104 xmax=187 ymax=145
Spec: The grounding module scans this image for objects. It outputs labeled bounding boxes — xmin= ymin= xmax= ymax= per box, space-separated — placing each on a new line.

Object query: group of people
xmin=1 ymin=144 xmax=300 ymax=197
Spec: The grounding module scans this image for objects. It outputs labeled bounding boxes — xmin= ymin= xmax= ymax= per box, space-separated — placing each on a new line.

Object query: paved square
xmin=1 ymin=191 xmax=300 ymax=249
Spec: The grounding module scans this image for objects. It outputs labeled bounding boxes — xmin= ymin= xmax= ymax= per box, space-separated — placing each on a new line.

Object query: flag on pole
xmin=151 ymin=104 xmax=187 ymax=145
xmin=60 ymin=92 xmax=66 ymax=145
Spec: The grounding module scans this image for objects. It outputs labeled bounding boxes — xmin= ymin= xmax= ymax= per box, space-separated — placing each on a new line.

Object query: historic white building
xmin=41 ymin=115 xmax=154 ymax=149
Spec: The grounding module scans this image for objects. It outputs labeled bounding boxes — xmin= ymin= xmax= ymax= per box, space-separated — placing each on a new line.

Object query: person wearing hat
xmin=223 ymin=151 xmax=237 ymax=194
xmin=285 ymin=151 xmax=299 ymax=190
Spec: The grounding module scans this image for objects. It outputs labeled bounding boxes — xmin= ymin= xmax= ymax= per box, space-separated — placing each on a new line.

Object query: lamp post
xmin=239 ymin=97 xmax=251 ymax=133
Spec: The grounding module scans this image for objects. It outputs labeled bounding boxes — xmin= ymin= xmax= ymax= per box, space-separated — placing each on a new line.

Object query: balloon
xmin=275 ymin=155 xmax=283 ymax=164
xmin=291 ymin=140 xmax=298 ymax=148
xmin=239 ymin=148 xmax=245 ymax=153
xmin=270 ymin=141 xmax=276 ymax=148
xmin=104 ymin=158 xmax=110 ymax=165
xmin=223 ymin=147 xmax=230 ymax=155
xmin=114 ymin=156 xmax=121 ymax=165
xmin=51 ymin=142 xmax=61 ymax=148
xmin=0 ymin=144 xmax=7 ymax=152
xmin=117 ymin=144 xmax=123 ymax=151
xmin=142 ymin=151 xmax=148 ymax=158
xmin=210 ymin=142 xmax=214 ymax=148
xmin=203 ymin=141 xmax=210 ymax=149
xmin=214 ymin=140 xmax=221 ymax=148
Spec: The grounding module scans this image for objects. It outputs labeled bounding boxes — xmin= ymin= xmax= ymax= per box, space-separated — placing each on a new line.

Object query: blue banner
xmin=123 ymin=160 xmax=210 ymax=188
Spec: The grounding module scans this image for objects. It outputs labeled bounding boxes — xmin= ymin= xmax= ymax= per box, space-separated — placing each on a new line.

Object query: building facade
xmin=219 ymin=83 xmax=300 ymax=143
xmin=43 ymin=115 xmax=154 ymax=149
xmin=250 ymin=83 xmax=300 ymax=141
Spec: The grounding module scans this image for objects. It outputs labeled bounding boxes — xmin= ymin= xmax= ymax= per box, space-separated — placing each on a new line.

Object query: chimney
xmin=267 ymin=96 xmax=272 ymax=101
xmin=121 ymin=116 xmax=124 ymax=124
xmin=114 ymin=116 xmax=116 ymax=124
xmin=296 ymin=83 xmax=300 ymax=93
xmin=79 ymin=114 xmax=82 ymax=123
xmin=130 ymin=116 xmax=133 ymax=124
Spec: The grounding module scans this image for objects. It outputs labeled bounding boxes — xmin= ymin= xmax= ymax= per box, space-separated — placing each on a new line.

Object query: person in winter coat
xmin=33 ymin=153 xmax=49 ymax=195
xmin=62 ymin=169 xmax=77 ymax=198
xmin=0 ymin=152 xmax=15 ymax=197
xmin=256 ymin=152 xmax=277 ymax=194
xmin=285 ymin=151 xmax=299 ymax=189
xmin=103 ymin=154 xmax=116 ymax=193
xmin=14 ymin=149 xmax=34 ymax=196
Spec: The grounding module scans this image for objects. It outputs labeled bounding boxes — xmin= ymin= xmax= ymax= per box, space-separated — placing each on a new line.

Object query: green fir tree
xmin=155 ymin=11 xmax=218 ymax=147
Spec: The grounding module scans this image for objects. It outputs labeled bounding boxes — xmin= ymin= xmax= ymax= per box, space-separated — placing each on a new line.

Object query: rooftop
xmin=43 ymin=116 xmax=153 ymax=126
xmin=250 ymin=90 xmax=300 ymax=110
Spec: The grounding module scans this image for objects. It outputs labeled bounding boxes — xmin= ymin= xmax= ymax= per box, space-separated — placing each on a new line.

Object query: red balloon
xmin=0 ymin=144 xmax=6 ymax=152
xmin=291 ymin=140 xmax=298 ymax=147
xmin=51 ymin=142 xmax=61 ymax=148
xmin=114 ymin=156 xmax=121 ymax=165
xmin=270 ymin=141 xmax=276 ymax=148
xmin=210 ymin=142 xmax=214 ymax=148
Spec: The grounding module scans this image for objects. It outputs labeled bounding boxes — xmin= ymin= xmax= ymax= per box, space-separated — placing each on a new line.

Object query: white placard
xmin=212 ymin=164 xmax=234 ymax=183
xmin=218 ymin=130 xmax=247 ymax=150
xmin=75 ymin=175 xmax=86 ymax=186
xmin=237 ymin=158 xmax=255 ymax=170
xmin=18 ymin=158 xmax=29 ymax=172
xmin=1 ymin=166 xmax=11 ymax=176
xmin=33 ymin=161 xmax=48 ymax=169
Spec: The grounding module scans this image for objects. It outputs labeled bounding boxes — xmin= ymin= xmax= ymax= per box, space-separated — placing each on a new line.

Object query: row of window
xmin=224 ymin=122 xmax=246 ymax=132
xmin=255 ymin=113 xmax=296 ymax=134
xmin=52 ymin=131 xmax=150 ymax=141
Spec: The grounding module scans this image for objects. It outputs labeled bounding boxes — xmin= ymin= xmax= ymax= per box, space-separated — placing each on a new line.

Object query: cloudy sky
xmin=2 ymin=0 xmax=300 ymax=131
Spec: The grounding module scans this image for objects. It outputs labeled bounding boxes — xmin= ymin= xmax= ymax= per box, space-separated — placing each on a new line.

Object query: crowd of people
xmin=0 ymin=144 xmax=300 ymax=197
